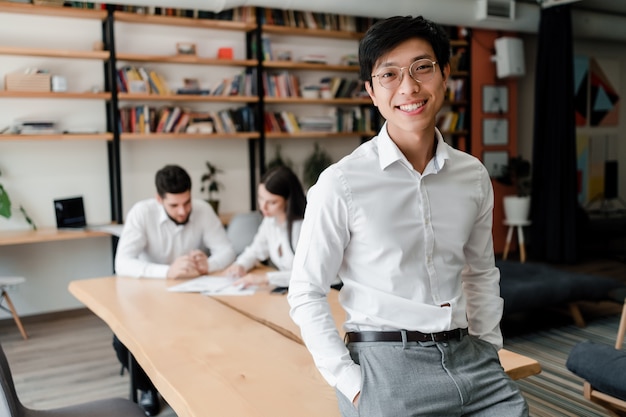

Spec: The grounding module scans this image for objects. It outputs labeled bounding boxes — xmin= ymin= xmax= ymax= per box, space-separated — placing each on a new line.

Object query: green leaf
xmin=0 ymin=184 xmax=12 ymax=219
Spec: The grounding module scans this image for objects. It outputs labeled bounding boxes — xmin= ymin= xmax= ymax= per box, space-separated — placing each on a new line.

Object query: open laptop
xmin=53 ymin=196 xmax=123 ymax=236
xmin=54 ymin=196 xmax=87 ymax=229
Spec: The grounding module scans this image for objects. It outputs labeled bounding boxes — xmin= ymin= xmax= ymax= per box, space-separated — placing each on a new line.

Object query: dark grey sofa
xmin=497 ymin=260 xmax=625 ymax=324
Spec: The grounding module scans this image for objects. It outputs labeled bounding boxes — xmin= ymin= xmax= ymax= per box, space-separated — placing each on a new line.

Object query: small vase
xmin=503 ymin=196 xmax=530 ymax=223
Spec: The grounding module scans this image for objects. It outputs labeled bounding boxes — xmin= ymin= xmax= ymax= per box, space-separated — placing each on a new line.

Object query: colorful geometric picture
xmin=574 ymin=56 xmax=588 ymax=126
xmin=589 ymin=58 xmax=620 ymax=126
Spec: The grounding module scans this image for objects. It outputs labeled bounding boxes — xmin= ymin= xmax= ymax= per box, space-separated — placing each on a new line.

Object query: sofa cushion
xmin=497 ymin=260 xmax=626 ymax=316
xmin=566 ymin=340 xmax=626 ymax=401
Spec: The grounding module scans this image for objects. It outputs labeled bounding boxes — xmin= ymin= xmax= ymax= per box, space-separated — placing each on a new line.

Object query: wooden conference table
xmin=69 ymin=275 xmax=541 ymax=417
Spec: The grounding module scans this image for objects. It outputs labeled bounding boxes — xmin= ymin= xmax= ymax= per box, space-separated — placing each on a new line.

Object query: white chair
xmin=226 ymin=211 xmax=263 ymax=255
xmin=0 ymin=278 xmax=27 ymax=340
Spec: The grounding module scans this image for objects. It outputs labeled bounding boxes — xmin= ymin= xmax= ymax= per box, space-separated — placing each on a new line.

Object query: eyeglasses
xmin=371 ymin=59 xmax=438 ymax=89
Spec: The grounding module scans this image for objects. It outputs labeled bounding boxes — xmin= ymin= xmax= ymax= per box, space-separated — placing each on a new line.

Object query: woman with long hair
xmin=224 ymin=165 xmax=306 ymax=289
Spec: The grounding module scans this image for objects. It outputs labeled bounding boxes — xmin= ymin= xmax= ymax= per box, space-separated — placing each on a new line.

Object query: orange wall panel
xmin=470 ymin=29 xmax=520 ymax=255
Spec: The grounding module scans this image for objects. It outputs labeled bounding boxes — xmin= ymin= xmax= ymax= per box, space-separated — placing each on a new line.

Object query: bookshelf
xmin=256 ymin=8 xmax=383 ymax=176
xmin=438 ymin=28 xmax=472 ymax=153
xmin=108 ymin=6 xmax=261 ymax=215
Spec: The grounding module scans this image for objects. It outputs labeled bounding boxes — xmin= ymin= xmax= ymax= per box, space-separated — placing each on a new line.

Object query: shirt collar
xmin=377 ymin=123 xmax=450 ymax=172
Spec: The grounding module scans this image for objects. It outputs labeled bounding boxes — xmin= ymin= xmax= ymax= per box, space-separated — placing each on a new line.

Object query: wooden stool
xmin=0 ymin=276 xmax=28 ymax=340
xmin=502 ymin=219 xmax=531 ymax=263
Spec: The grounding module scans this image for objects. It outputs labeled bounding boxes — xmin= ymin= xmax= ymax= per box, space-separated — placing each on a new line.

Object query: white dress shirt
xmin=288 ymin=124 xmax=503 ymax=401
xmin=234 ymin=216 xmax=302 ymax=287
xmin=115 ymin=198 xmax=235 ymax=278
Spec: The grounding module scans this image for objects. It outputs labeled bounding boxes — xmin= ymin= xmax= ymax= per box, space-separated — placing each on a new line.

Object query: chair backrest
xmin=226 ymin=211 xmax=263 ymax=255
xmin=0 ymin=343 xmax=22 ymax=417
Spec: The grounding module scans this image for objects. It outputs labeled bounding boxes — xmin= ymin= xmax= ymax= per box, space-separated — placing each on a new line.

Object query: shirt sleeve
xmin=287 ymin=167 xmax=362 ymax=402
xmin=114 ymin=205 xmax=169 ymax=279
xmin=462 ymin=165 xmax=504 ymax=349
xmin=201 ymin=203 xmax=236 ymax=272
xmin=234 ymin=218 xmax=270 ymax=272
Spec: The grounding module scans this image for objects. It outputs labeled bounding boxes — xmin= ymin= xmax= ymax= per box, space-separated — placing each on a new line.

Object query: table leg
xmin=128 ymin=351 xmax=138 ymax=403
xmin=503 ymin=226 xmax=514 ymax=260
xmin=517 ymin=225 xmax=526 ymax=263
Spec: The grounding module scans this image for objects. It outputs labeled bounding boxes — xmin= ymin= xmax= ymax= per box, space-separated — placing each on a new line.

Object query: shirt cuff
xmin=335 ymin=362 xmax=362 ymax=403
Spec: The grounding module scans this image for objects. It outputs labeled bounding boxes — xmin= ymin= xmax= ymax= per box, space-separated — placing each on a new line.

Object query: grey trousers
xmin=336 ymin=333 xmax=528 ymax=417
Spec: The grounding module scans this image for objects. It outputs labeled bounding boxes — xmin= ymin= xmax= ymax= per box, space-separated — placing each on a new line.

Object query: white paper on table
xmin=167 ymin=276 xmax=257 ymax=295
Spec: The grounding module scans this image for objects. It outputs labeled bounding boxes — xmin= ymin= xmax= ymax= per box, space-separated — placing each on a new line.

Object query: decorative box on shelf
xmin=5 ymin=73 xmax=51 ymax=92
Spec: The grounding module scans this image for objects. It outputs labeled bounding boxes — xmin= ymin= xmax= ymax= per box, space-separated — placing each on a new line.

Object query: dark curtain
xmin=529 ymin=4 xmax=579 ymax=263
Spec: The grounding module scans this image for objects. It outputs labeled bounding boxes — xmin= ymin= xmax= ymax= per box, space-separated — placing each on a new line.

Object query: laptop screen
xmin=54 ymin=196 xmax=87 ymax=229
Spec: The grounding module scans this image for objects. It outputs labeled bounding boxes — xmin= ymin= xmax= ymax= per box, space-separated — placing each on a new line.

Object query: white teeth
xmin=399 ymin=102 xmax=424 ymax=111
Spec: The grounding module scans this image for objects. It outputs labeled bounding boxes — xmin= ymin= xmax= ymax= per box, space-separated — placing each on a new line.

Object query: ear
xmin=441 ymin=63 xmax=451 ymax=90
xmin=365 ymin=81 xmax=378 ymax=107
xmin=156 ymin=193 xmax=163 ymax=205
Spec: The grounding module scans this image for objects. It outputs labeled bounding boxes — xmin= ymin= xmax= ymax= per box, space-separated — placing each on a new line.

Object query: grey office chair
xmin=226 ymin=211 xmax=263 ymax=255
xmin=0 ymin=343 xmax=146 ymax=417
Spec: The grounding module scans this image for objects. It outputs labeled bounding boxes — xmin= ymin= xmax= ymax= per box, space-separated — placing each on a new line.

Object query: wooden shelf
xmin=117 ymin=93 xmax=258 ymax=103
xmin=0 ymin=2 xmax=107 ymax=20
xmin=0 ymin=227 xmax=111 ymax=246
xmin=116 ymin=52 xmax=257 ymax=67
xmin=263 ymin=61 xmax=358 ymax=72
xmin=120 ymin=132 xmax=260 ymax=141
xmin=0 ymin=133 xmax=113 ymax=141
xmin=265 ymin=131 xmax=373 ymax=139
xmin=114 ymin=11 xmax=256 ymax=31
xmin=264 ymin=96 xmax=371 ymax=105
xmin=262 ymin=24 xmax=364 ymax=40
xmin=0 ymin=91 xmax=111 ymax=99
xmin=0 ymin=45 xmax=109 ymax=60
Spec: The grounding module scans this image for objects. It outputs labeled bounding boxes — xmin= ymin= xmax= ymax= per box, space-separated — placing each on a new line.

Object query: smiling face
xmin=365 ymin=38 xmax=449 ymax=142
xmin=257 ymin=183 xmax=286 ymax=222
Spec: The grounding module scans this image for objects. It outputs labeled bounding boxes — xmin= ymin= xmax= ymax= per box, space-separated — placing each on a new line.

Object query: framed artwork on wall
xmin=482 ymin=85 xmax=509 ymax=114
xmin=483 ymin=118 xmax=509 ymax=145
xmin=483 ymin=150 xmax=509 ymax=178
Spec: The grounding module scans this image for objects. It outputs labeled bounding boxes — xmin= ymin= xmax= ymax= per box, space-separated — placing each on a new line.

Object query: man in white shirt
xmin=113 ymin=164 xmax=235 ymax=416
xmin=288 ymin=16 xmax=528 ymax=416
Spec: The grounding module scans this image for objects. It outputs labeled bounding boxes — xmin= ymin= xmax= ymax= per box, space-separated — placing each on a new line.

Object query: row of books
xmin=118 ymin=105 xmax=255 ymax=134
xmin=117 ymin=66 xmax=258 ymax=97
xmin=54 ymin=3 xmax=254 ymax=21
xmin=260 ymin=8 xmax=378 ymax=33
xmin=446 ymin=79 xmax=466 ymax=102
xmin=264 ymin=107 xmax=383 ymax=134
xmin=436 ymin=109 xmax=467 ymax=133
xmin=263 ymin=72 xmax=364 ymax=99
xmin=117 ymin=66 xmax=169 ymax=95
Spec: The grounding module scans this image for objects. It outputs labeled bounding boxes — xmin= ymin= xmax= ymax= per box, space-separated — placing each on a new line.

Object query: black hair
xmin=155 ymin=165 xmax=192 ymax=197
xmin=358 ymin=15 xmax=450 ymax=82
xmin=260 ymin=165 xmax=306 ymax=253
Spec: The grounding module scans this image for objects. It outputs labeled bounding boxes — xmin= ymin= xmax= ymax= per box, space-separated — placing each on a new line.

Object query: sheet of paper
xmin=167 ymin=276 xmax=257 ymax=295
xmin=202 ymin=285 xmax=257 ymax=296
xmin=167 ymin=276 xmax=235 ymax=293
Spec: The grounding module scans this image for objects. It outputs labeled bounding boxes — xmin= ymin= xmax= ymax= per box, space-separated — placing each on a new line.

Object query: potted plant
xmin=200 ymin=161 xmax=223 ymax=214
xmin=0 ymin=169 xmax=37 ymax=229
xmin=496 ymin=155 xmax=532 ymax=223
xmin=303 ymin=142 xmax=332 ymax=188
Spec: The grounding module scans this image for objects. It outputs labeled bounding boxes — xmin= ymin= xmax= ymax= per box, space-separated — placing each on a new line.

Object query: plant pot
xmin=503 ymin=196 xmax=531 ymax=223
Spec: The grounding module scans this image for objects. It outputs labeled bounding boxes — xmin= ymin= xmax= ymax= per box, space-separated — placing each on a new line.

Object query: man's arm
xmin=462 ymin=166 xmax=504 ymax=349
xmin=287 ymin=168 xmax=362 ymax=402
xmin=114 ymin=209 xmax=170 ymax=279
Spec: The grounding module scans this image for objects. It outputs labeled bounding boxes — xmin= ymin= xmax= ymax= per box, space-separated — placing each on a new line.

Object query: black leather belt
xmin=345 ymin=328 xmax=468 ymax=343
